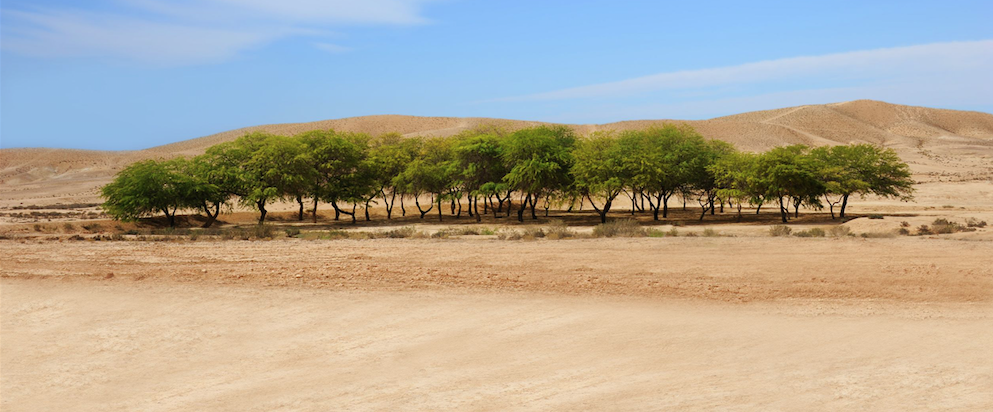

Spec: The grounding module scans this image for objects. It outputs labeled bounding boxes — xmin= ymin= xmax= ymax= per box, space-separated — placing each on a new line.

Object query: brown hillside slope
xmin=2 ymin=100 xmax=991 ymax=206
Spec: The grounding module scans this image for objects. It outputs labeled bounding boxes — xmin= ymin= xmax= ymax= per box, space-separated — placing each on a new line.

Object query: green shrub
xmin=284 ymin=227 xmax=301 ymax=237
xmin=593 ymin=220 xmax=646 ymax=238
xmin=769 ymin=225 xmax=792 ymax=237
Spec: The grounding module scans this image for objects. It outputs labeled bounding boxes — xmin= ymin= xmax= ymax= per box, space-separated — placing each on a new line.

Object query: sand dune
xmin=2 ymin=100 xmax=991 ymax=206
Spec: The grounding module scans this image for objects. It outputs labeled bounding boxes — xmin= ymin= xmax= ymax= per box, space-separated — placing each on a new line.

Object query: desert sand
xmin=2 ymin=100 xmax=993 ymax=410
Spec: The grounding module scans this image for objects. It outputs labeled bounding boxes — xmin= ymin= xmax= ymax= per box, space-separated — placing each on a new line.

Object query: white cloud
xmin=0 ymin=0 xmax=436 ymax=65
xmin=497 ymin=40 xmax=993 ymax=102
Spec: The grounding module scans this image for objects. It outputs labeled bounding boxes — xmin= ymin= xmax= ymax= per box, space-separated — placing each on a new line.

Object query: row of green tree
xmin=101 ymin=124 xmax=914 ymax=227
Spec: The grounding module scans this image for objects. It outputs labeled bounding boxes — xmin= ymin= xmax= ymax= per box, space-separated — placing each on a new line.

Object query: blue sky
xmin=2 ymin=0 xmax=991 ymax=150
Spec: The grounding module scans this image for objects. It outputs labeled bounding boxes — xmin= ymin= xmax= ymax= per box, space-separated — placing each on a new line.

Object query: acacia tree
xmin=753 ymin=145 xmax=825 ymax=223
xmin=182 ymin=155 xmax=231 ymax=227
xmin=709 ymin=151 xmax=760 ymax=221
xmin=572 ymin=132 xmax=626 ymax=223
xmin=619 ymin=124 xmax=709 ymax=220
xmin=452 ymin=131 xmax=507 ymax=221
xmin=687 ymin=139 xmax=737 ymax=220
xmin=395 ymin=136 xmax=453 ymax=221
xmin=367 ymin=133 xmax=415 ymax=219
xmin=298 ymin=130 xmax=371 ymax=223
xmin=502 ymin=126 xmax=576 ymax=222
xmin=812 ymin=144 xmax=914 ymax=218
xmin=102 ymin=158 xmax=189 ymax=227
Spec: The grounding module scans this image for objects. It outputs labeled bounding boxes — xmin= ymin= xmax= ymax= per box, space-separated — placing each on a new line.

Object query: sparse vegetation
xmin=828 ymin=225 xmax=851 ymax=237
xmin=794 ymin=227 xmax=826 ymax=237
xmin=593 ymin=220 xmax=646 ymax=238
xmin=965 ymin=217 xmax=987 ymax=228
xmin=769 ymin=225 xmax=792 ymax=237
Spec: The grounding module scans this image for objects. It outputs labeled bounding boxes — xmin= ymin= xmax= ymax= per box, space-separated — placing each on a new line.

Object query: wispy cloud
xmin=495 ymin=40 xmax=993 ymax=102
xmin=313 ymin=42 xmax=352 ymax=54
xmin=1 ymin=0 xmax=436 ymax=65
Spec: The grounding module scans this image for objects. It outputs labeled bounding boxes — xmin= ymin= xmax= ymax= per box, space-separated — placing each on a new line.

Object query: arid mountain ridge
xmin=2 ymin=99 xmax=992 ymax=205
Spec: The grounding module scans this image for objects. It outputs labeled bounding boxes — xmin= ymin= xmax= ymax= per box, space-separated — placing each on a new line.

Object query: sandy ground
xmin=2 ymin=100 xmax=993 ymax=410
xmin=2 ymin=238 xmax=992 ymax=411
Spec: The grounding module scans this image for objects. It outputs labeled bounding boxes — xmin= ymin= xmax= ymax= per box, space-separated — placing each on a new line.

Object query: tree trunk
xmin=364 ymin=199 xmax=371 ymax=221
xmin=415 ymin=196 xmax=432 ymax=219
xmin=256 ymin=200 xmax=268 ymax=223
xmin=778 ymin=197 xmax=788 ymax=223
xmin=296 ymin=195 xmax=305 ymax=221
xmin=599 ymin=199 xmax=613 ymax=223
xmin=401 ymin=195 xmax=406 ymax=217
xmin=517 ymin=193 xmax=529 ymax=222
xmin=839 ymin=194 xmax=850 ymax=218
xmin=312 ymin=198 xmax=319 ymax=223
xmin=438 ymin=196 xmax=444 ymax=222
xmin=474 ymin=196 xmax=481 ymax=222
xmin=529 ymin=193 xmax=538 ymax=220
xmin=200 ymin=202 xmax=220 ymax=228
xmin=381 ymin=189 xmax=396 ymax=220
xmin=662 ymin=193 xmax=671 ymax=219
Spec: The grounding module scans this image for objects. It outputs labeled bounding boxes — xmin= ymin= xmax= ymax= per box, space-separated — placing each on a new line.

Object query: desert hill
xmin=2 ymin=100 xmax=992 ymax=206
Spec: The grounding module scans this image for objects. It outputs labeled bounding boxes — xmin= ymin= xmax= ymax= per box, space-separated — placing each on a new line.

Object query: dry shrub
xmin=593 ymin=220 xmax=646 ymax=238
xmin=965 ymin=217 xmax=987 ymax=228
xmin=701 ymin=228 xmax=719 ymax=237
xmin=860 ymin=231 xmax=896 ymax=238
xmin=284 ymin=227 xmax=301 ymax=238
xmin=868 ymin=214 xmax=884 ymax=220
xmin=794 ymin=227 xmax=826 ymax=237
xmin=917 ymin=225 xmax=933 ymax=235
xmin=897 ymin=227 xmax=911 ymax=236
xmin=769 ymin=225 xmax=792 ymax=237
xmin=827 ymin=225 xmax=851 ymax=237
xmin=545 ymin=220 xmax=575 ymax=240
xmin=931 ymin=218 xmax=974 ymax=234
xmin=383 ymin=226 xmax=416 ymax=238
xmin=63 ymin=223 xmax=75 ymax=232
